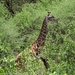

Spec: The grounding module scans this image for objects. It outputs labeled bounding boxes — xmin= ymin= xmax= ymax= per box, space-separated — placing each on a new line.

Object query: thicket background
xmin=0 ymin=0 xmax=75 ymax=75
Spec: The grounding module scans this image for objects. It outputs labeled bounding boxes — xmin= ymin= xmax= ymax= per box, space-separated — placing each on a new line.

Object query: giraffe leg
xmin=40 ymin=56 xmax=50 ymax=69
xmin=32 ymin=55 xmax=50 ymax=69
xmin=15 ymin=53 xmax=24 ymax=69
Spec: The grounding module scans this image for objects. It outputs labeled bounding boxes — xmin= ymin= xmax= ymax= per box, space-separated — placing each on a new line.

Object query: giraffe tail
xmin=40 ymin=56 xmax=50 ymax=69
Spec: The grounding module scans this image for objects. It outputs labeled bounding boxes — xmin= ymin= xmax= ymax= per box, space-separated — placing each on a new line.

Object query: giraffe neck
xmin=36 ymin=17 xmax=48 ymax=47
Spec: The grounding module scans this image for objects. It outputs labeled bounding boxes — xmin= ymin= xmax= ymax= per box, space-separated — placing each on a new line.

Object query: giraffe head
xmin=46 ymin=12 xmax=58 ymax=23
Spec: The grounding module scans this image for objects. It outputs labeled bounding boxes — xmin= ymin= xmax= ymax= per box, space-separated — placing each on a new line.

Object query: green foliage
xmin=0 ymin=0 xmax=75 ymax=75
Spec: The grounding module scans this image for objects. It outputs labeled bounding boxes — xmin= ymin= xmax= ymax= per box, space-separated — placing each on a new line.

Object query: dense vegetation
xmin=0 ymin=0 xmax=75 ymax=75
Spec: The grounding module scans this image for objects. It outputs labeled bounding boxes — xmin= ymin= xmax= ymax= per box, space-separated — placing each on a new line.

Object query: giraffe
xmin=15 ymin=12 xmax=58 ymax=69
xmin=30 ymin=12 xmax=58 ymax=69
